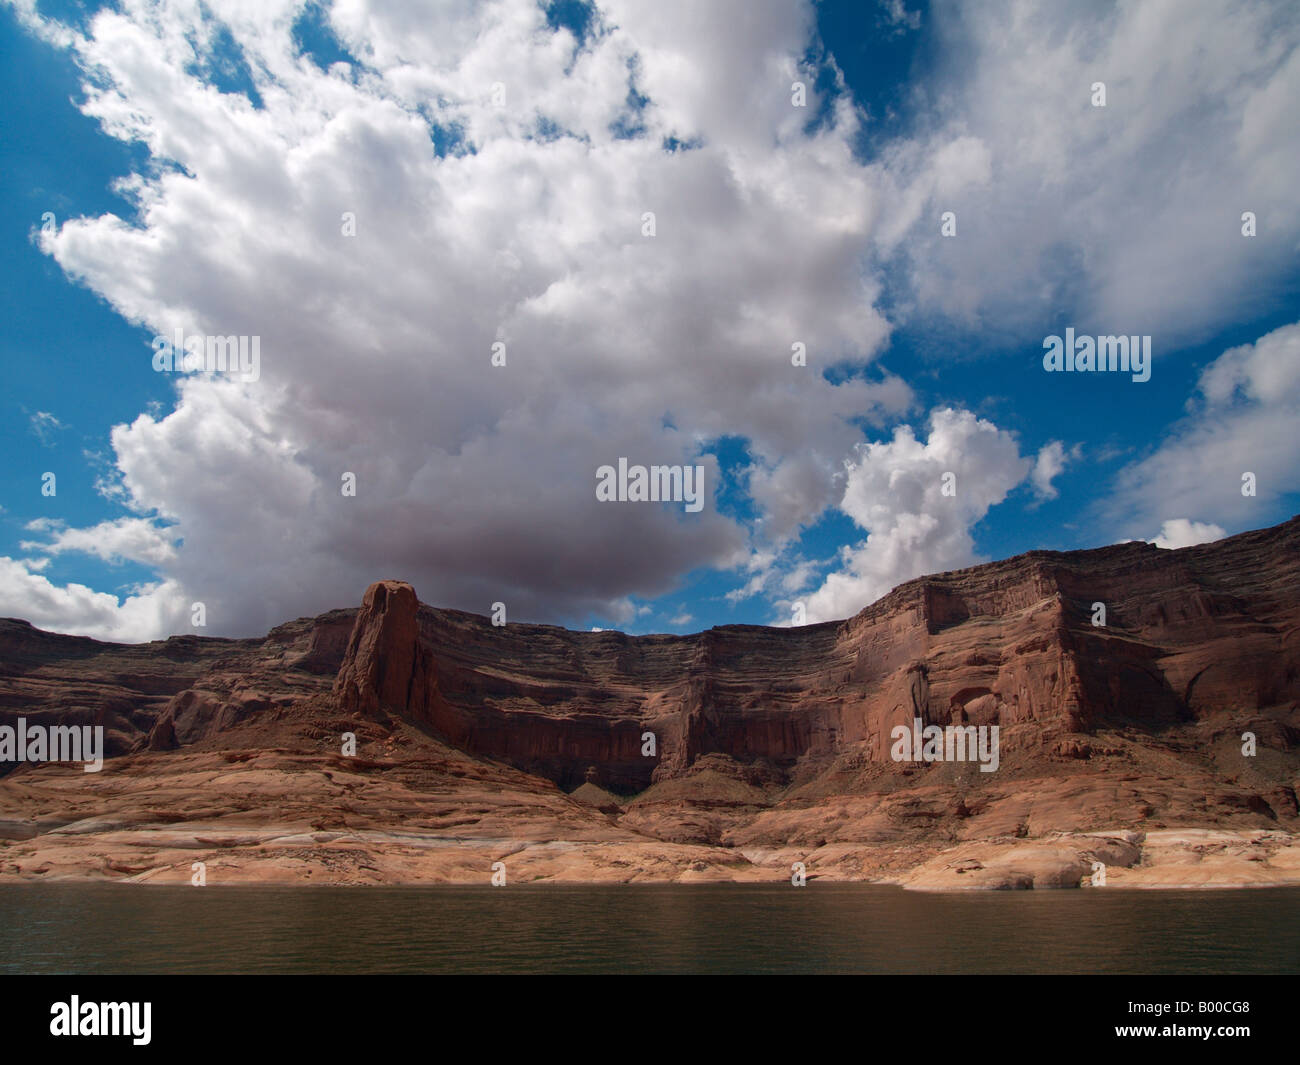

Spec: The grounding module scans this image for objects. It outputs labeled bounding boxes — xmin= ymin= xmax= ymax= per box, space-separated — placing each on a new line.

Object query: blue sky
xmin=2 ymin=0 xmax=1298 ymax=641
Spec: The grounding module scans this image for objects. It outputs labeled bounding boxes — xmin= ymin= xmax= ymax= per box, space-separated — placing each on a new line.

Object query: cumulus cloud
xmin=16 ymin=0 xmax=910 ymax=638
xmin=20 ymin=517 xmax=180 ymax=567
xmin=1148 ymin=519 xmax=1228 ymax=550
xmin=801 ymin=407 xmax=1032 ymax=622
xmin=0 ymin=557 xmax=187 ymax=641
xmin=14 ymin=0 xmax=1294 ymax=641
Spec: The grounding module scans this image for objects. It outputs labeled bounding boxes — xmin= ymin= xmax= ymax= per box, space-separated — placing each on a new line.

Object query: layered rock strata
xmin=1 ymin=516 xmax=1297 ymax=887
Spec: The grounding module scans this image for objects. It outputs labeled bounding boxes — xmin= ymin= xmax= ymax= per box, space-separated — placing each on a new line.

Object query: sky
xmin=0 ymin=0 xmax=1297 ymax=643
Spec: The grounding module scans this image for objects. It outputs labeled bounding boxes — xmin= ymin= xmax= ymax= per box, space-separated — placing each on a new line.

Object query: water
xmin=1 ymin=883 xmax=1298 ymax=974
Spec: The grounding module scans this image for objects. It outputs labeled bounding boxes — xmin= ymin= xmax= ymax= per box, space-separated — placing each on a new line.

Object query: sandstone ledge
xmin=4 ymin=826 xmax=1299 ymax=891
xmin=897 ymin=829 xmax=1300 ymax=891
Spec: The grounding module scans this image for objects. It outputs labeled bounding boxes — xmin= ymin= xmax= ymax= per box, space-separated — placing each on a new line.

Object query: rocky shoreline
xmin=4 ymin=822 xmax=1299 ymax=891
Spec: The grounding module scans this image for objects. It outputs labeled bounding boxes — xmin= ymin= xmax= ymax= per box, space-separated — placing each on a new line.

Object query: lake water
xmin=2 ymin=883 xmax=1298 ymax=974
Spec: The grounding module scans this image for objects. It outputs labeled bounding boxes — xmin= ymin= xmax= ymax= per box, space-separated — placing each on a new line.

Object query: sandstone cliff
xmin=1 ymin=516 xmax=1298 ymax=888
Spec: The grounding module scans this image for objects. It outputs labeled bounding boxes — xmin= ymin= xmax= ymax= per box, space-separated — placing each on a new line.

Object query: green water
xmin=1 ymin=883 xmax=1297 ymax=974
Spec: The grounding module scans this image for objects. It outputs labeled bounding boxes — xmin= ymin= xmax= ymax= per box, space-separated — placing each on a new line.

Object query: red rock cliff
xmin=324 ymin=516 xmax=1300 ymax=794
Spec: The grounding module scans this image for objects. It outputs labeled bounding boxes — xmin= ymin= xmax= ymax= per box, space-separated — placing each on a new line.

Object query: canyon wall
xmin=314 ymin=516 xmax=1300 ymax=792
xmin=3 ymin=516 xmax=1298 ymax=887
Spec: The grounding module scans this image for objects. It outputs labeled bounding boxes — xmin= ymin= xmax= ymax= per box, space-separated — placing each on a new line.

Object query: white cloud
xmin=879 ymin=0 xmax=921 ymax=35
xmin=802 ymin=407 xmax=1031 ymax=622
xmin=1148 ymin=519 xmax=1227 ymax=550
xmin=880 ymin=0 xmax=1300 ymax=345
xmin=1108 ymin=319 xmax=1300 ymax=533
xmin=20 ymin=0 xmax=908 ymax=638
xmin=21 ymin=517 xmax=180 ymax=567
xmin=1030 ymin=440 xmax=1080 ymax=502
xmin=17 ymin=0 xmax=1296 ymax=641
xmin=27 ymin=411 xmax=66 ymax=445
xmin=0 ymin=557 xmax=187 ymax=642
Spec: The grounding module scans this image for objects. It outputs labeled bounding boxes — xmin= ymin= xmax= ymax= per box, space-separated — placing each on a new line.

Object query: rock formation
xmin=334 ymin=579 xmax=434 ymax=717
xmin=1 ymin=515 xmax=1298 ymax=888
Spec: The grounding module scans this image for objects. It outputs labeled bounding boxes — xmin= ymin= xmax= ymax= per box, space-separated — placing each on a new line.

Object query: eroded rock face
xmin=0 ymin=612 xmax=353 ymax=772
xmin=2 ymin=516 xmax=1299 ymax=888
xmin=334 ymin=581 xmax=435 ymax=717
xmin=147 ymin=688 xmax=284 ymax=748
xmin=322 ymin=517 xmax=1300 ymax=796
